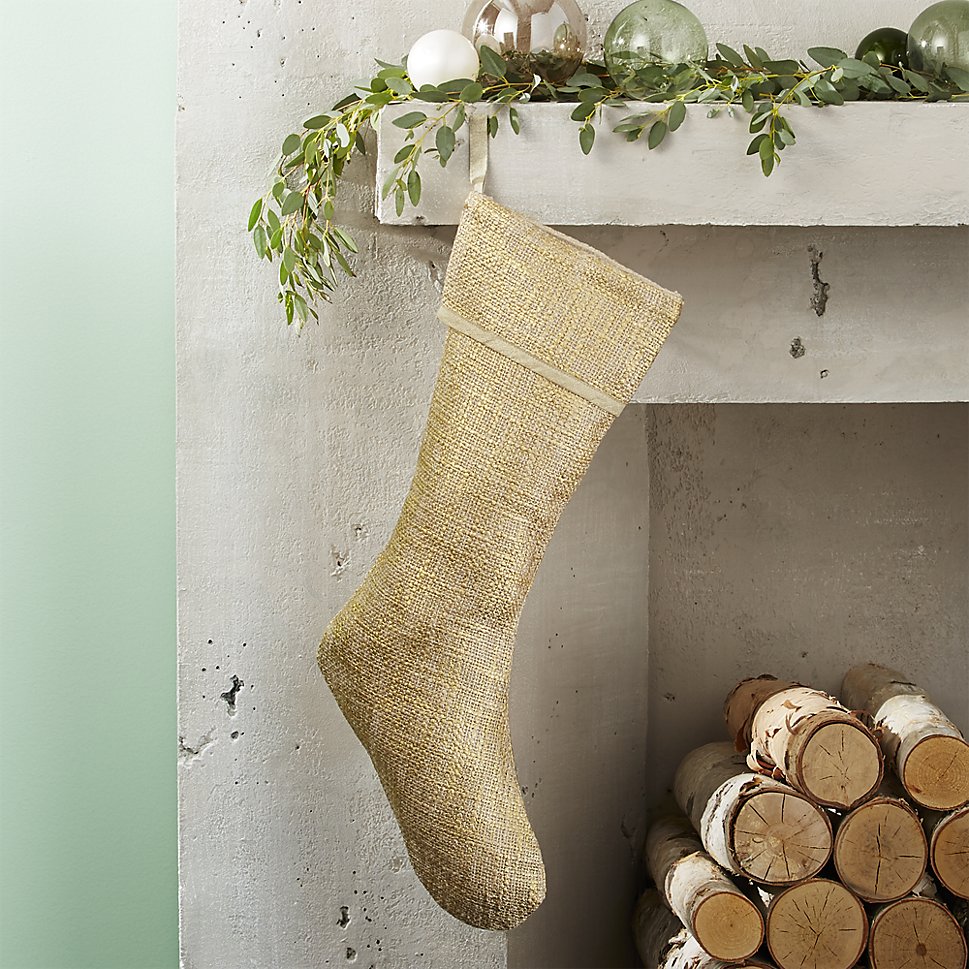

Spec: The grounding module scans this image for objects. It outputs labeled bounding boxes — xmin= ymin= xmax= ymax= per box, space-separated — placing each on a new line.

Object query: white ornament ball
xmin=407 ymin=29 xmax=480 ymax=89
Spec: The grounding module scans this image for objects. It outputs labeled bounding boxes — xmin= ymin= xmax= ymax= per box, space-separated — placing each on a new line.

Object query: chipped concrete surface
xmin=177 ymin=1 xmax=968 ymax=966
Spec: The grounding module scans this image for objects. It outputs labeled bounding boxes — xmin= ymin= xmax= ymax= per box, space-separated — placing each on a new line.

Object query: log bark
xmin=833 ymin=793 xmax=928 ymax=902
xmin=868 ymin=893 xmax=967 ymax=969
xmin=673 ymin=742 xmax=832 ymax=885
xmin=633 ymin=890 xmax=775 ymax=969
xmin=764 ymin=878 xmax=868 ymax=969
xmin=842 ymin=664 xmax=969 ymax=810
xmin=645 ymin=809 xmax=764 ymax=962
xmin=726 ymin=675 xmax=883 ymax=809
xmin=924 ymin=805 xmax=969 ymax=899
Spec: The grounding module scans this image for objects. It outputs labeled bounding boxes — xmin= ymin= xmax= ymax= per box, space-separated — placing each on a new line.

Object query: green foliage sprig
xmin=248 ymin=44 xmax=969 ymax=327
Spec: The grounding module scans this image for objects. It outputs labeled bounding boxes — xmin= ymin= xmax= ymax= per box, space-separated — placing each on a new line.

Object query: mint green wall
xmin=0 ymin=2 xmax=177 ymax=967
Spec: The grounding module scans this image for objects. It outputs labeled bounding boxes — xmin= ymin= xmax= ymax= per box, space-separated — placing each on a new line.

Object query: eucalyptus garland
xmin=247 ymin=43 xmax=969 ymax=327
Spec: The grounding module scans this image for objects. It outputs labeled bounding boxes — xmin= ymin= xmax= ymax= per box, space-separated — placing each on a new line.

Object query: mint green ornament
xmin=907 ymin=0 xmax=969 ymax=74
xmin=604 ymin=0 xmax=708 ymax=94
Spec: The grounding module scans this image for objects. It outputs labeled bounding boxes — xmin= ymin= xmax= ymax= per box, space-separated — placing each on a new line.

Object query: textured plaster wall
xmin=177 ymin=1 xmax=968 ymax=967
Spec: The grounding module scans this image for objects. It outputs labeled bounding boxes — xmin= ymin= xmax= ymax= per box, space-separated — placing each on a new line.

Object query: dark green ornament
xmin=855 ymin=26 xmax=909 ymax=67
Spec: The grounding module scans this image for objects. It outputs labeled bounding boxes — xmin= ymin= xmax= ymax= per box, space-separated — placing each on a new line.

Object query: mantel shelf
xmin=376 ymin=101 xmax=969 ymax=228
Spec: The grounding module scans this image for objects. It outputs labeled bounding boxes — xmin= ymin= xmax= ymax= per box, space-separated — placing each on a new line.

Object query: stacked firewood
xmin=635 ymin=664 xmax=969 ymax=969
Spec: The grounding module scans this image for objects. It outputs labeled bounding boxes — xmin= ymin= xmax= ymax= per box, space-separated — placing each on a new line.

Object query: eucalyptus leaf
xmin=716 ymin=43 xmax=744 ymax=67
xmin=332 ymin=226 xmax=359 ymax=253
xmin=248 ymin=198 xmax=263 ymax=231
xmin=478 ymin=44 xmax=507 ymax=77
xmin=253 ymin=224 xmax=268 ymax=258
xmin=281 ymin=192 xmax=304 ymax=216
xmin=807 ymin=46 xmax=847 ymax=67
xmin=436 ymin=124 xmax=456 ymax=164
xmin=647 ymin=120 xmax=667 ymax=149
xmin=814 ymin=77 xmax=844 ymax=105
xmin=668 ymin=100 xmax=686 ymax=131
xmin=570 ymin=101 xmax=596 ymax=121
xmin=747 ymin=133 xmax=768 ymax=155
xmin=385 ymin=75 xmax=413 ymax=95
xmin=392 ymin=111 xmax=427 ymax=129
xmin=579 ymin=124 xmax=595 ymax=155
xmin=946 ymin=67 xmax=969 ymax=92
xmin=837 ymin=57 xmax=876 ymax=78
xmin=407 ymin=168 xmax=422 ymax=206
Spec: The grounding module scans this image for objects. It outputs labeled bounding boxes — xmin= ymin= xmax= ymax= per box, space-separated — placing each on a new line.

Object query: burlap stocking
xmin=319 ymin=192 xmax=682 ymax=930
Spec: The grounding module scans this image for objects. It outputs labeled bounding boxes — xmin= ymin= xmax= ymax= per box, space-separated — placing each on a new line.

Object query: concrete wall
xmin=177 ymin=1 xmax=969 ymax=967
xmin=645 ymin=404 xmax=969 ymax=807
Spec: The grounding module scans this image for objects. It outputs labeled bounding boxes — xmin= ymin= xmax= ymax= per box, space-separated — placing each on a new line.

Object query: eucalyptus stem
xmin=247 ymin=45 xmax=969 ymax=328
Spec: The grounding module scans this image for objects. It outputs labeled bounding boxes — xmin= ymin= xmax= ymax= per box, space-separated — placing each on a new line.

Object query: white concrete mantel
xmin=377 ymin=102 xmax=969 ymax=228
xmin=376 ymin=101 xmax=969 ymax=405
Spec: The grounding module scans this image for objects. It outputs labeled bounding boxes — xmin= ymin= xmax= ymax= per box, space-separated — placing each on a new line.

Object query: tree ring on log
xmin=767 ymin=878 xmax=868 ymax=969
xmin=930 ymin=806 xmax=969 ymax=899
xmin=732 ymin=789 xmax=832 ymax=884
xmin=904 ymin=735 xmax=969 ymax=810
xmin=692 ymin=890 xmax=764 ymax=962
xmin=869 ymin=896 xmax=967 ymax=969
xmin=834 ymin=796 xmax=928 ymax=903
xmin=796 ymin=719 xmax=883 ymax=808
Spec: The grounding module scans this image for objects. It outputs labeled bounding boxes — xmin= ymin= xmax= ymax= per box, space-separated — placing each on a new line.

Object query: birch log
xmin=868 ymin=894 xmax=967 ymax=969
xmin=633 ymin=890 xmax=775 ymax=969
xmin=725 ymin=675 xmax=883 ymax=809
xmin=924 ymin=805 xmax=969 ymax=899
xmin=842 ymin=664 xmax=969 ymax=810
xmin=833 ymin=792 xmax=928 ymax=902
xmin=764 ymin=879 xmax=868 ymax=969
xmin=645 ymin=809 xmax=765 ymax=962
xmin=673 ymin=742 xmax=832 ymax=885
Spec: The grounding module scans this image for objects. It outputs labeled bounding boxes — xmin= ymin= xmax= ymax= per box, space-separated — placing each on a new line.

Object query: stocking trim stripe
xmin=437 ymin=304 xmax=625 ymax=416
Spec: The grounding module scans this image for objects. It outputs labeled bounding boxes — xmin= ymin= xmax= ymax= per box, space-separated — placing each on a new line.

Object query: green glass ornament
xmin=907 ymin=0 xmax=969 ymax=74
xmin=855 ymin=26 xmax=909 ymax=67
xmin=603 ymin=0 xmax=708 ymax=94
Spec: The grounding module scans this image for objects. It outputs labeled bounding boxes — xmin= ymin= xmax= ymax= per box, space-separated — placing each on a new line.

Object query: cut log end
xmin=869 ymin=897 xmax=967 ymax=969
xmin=767 ymin=879 xmax=868 ymax=969
xmin=903 ymin=734 xmax=969 ymax=810
xmin=834 ymin=797 xmax=928 ymax=903
xmin=693 ymin=891 xmax=764 ymax=962
xmin=733 ymin=789 xmax=832 ymax=884
xmin=931 ymin=806 xmax=969 ymax=899
xmin=797 ymin=720 xmax=883 ymax=808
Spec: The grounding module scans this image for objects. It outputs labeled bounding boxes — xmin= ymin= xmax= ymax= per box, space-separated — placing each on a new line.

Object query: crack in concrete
xmin=808 ymin=244 xmax=830 ymax=317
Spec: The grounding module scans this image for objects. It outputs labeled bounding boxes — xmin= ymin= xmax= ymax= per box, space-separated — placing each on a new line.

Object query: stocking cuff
xmin=441 ymin=192 xmax=683 ymax=408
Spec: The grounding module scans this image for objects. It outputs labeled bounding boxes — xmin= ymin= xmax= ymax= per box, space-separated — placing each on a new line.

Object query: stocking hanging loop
xmin=469 ymin=108 xmax=490 ymax=194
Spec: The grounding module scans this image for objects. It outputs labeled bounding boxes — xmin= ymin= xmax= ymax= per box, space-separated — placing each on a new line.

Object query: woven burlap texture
xmin=318 ymin=192 xmax=683 ymax=930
